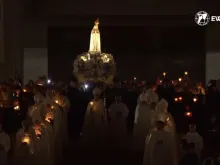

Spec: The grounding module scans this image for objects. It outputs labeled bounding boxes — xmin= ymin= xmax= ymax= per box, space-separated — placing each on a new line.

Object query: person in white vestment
xmin=45 ymin=89 xmax=63 ymax=164
xmin=0 ymin=124 xmax=10 ymax=165
xmin=143 ymin=120 xmax=177 ymax=165
xmin=82 ymin=87 xmax=107 ymax=148
xmin=153 ymin=98 xmax=177 ymax=163
xmin=154 ymin=98 xmax=176 ymax=135
xmin=53 ymin=88 xmax=70 ymax=146
xmin=133 ymin=90 xmax=158 ymax=152
xmin=183 ymin=124 xmax=203 ymax=159
xmin=108 ymin=96 xmax=129 ymax=148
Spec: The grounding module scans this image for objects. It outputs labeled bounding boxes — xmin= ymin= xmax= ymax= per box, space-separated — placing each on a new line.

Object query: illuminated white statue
xmin=89 ymin=19 xmax=101 ymax=53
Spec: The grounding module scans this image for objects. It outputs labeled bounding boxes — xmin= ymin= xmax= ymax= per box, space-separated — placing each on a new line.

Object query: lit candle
xmin=14 ymin=105 xmax=20 ymax=111
xmin=134 ymin=77 xmax=136 ymax=80
xmin=193 ymin=97 xmax=197 ymax=102
xmin=174 ymin=98 xmax=178 ymax=102
xmin=184 ymin=71 xmax=188 ymax=75
xmin=90 ymin=102 xmax=94 ymax=106
xmin=23 ymin=88 xmax=27 ymax=92
xmin=178 ymin=78 xmax=182 ymax=82
xmin=178 ymin=97 xmax=183 ymax=101
xmin=55 ymin=100 xmax=59 ymax=104
xmin=163 ymin=72 xmax=166 ymax=77
xmin=22 ymin=134 xmax=30 ymax=144
xmin=185 ymin=112 xmax=192 ymax=117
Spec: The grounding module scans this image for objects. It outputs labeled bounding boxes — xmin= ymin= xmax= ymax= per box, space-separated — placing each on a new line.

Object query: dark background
xmin=48 ymin=23 xmax=206 ymax=83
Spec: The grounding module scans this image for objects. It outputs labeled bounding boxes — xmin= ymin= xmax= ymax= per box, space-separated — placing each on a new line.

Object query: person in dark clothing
xmin=179 ymin=142 xmax=199 ymax=165
xmin=66 ymin=79 xmax=84 ymax=139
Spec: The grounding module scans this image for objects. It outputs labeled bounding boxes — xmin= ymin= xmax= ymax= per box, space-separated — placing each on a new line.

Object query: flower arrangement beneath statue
xmin=73 ymin=52 xmax=116 ymax=84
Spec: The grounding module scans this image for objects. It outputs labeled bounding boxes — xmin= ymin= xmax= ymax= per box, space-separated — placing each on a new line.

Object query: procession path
xmin=62 ymin=138 xmax=138 ymax=165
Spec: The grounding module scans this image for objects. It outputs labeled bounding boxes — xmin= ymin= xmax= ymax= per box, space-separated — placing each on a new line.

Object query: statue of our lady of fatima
xmin=89 ymin=19 xmax=101 ymax=54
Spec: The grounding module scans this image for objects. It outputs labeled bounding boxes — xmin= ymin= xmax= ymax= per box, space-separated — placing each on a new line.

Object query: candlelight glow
xmin=174 ymin=98 xmax=178 ymax=102
xmin=23 ymin=88 xmax=27 ymax=92
xmin=185 ymin=112 xmax=192 ymax=117
xmin=184 ymin=71 xmax=188 ymax=75
xmin=90 ymin=102 xmax=94 ymax=106
xmin=14 ymin=105 xmax=20 ymax=111
xmin=134 ymin=77 xmax=136 ymax=80
xmin=45 ymin=112 xmax=54 ymax=123
xmin=163 ymin=72 xmax=166 ymax=76
xmin=55 ymin=100 xmax=59 ymax=104
xmin=178 ymin=97 xmax=183 ymax=101
xmin=193 ymin=97 xmax=197 ymax=102
xmin=178 ymin=78 xmax=182 ymax=82
xmin=22 ymin=134 xmax=30 ymax=144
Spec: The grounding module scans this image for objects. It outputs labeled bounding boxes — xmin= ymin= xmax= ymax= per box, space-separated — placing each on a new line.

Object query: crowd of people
xmin=0 ymin=75 xmax=219 ymax=165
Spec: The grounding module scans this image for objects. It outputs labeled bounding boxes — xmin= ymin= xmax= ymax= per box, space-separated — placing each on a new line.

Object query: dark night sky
xmin=48 ymin=25 xmax=205 ymax=82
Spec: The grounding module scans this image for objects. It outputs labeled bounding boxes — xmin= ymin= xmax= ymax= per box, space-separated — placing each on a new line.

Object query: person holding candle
xmin=143 ymin=120 xmax=177 ymax=165
xmin=133 ymin=89 xmax=159 ymax=156
xmin=82 ymin=86 xmax=106 ymax=148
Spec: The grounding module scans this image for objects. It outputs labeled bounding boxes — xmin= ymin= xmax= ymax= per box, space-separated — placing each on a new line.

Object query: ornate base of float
xmin=73 ymin=52 xmax=116 ymax=84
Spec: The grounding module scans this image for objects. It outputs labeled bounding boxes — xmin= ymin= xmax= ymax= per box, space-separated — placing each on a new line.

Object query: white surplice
xmin=133 ymin=102 xmax=156 ymax=150
xmin=108 ymin=102 xmax=129 ymax=148
xmin=53 ymin=95 xmax=70 ymax=145
xmin=143 ymin=130 xmax=177 ymax=165
xmin=83 ymin=99 xmax=107 ymax=147
xmin=183 ymin=132 xmax=203 ymax=158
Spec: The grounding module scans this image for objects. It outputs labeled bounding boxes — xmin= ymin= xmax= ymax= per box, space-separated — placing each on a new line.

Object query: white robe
xmin=53 ymin=95 xmax=69 ymax=145
xmin=133 ymin=103 xmax=156 ymax=150
xmin=0 ymin=132 xmax=10 ymax=165
xmin=183 ymin=132 xmax=203 ymax=158
xmin=83 ymin=99 xmax=107 ymax=147
xmin=108 ymin=102 xmax=129 ymax=148
xmin=143 ymin=130 xmax=177 ymax=165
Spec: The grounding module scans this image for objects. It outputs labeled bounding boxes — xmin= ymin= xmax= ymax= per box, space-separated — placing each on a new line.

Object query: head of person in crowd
xmin=93 ymin=87 xmax=102 ymax=100
xmin=55 ymin=88 xmax=62 ymax=97
xmin=189 ymin=124 xmax=197 ymax=133
xmin=155 ymin=121 xmax=165 ymax=131
xmin=139 ymin=93 xmax=148 ymax=104
xmin=155 ymin=98 xmax=168 ymax=113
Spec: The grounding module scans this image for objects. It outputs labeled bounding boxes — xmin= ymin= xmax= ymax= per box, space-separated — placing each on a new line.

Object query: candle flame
xmin=90 ymin=102 xmax=94 ymax=106
xmin=22 ymin=135 xmax=30 ymax=144
xmin=193 ymin=97 xmax=197 ymax=102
